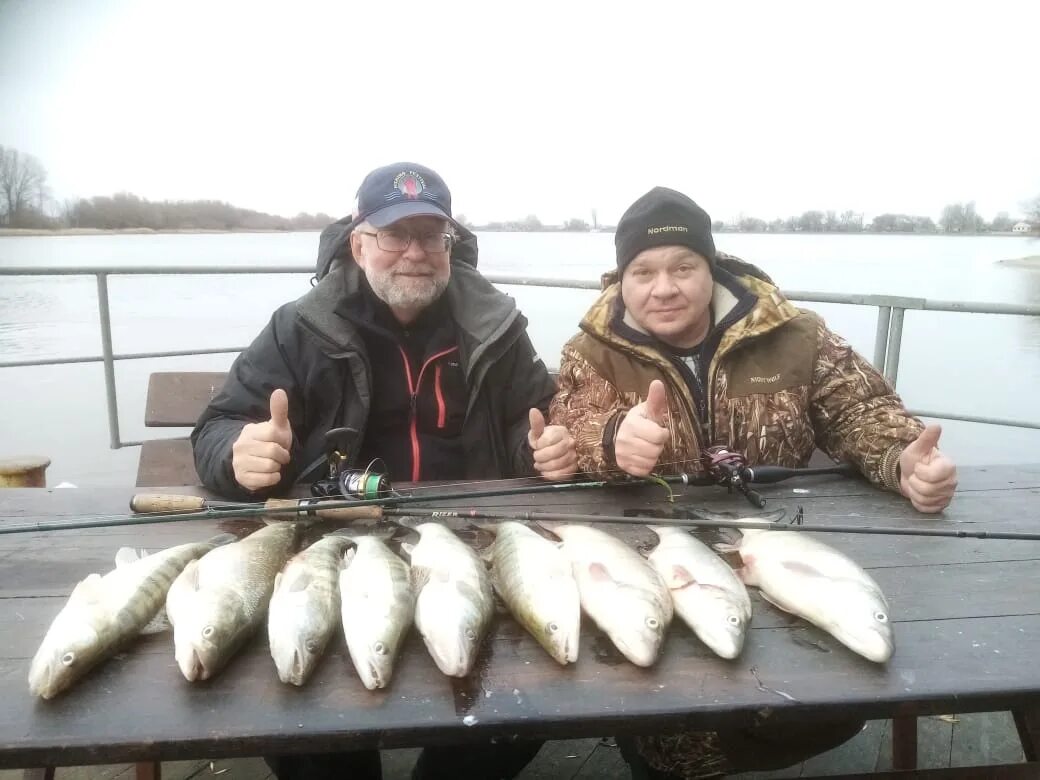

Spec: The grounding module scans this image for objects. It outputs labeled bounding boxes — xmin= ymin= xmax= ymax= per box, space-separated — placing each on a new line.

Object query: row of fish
xmin=28 ymin=513 xmax=894 ymax=699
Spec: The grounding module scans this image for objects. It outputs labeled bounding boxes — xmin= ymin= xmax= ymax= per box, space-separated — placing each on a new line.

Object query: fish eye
xmin=646 ymin=617 xmax=660 ymax=630
xmin=874 ymin=611 xmax=888 ymax=623
xmin=305 ymin=638 xmax=320 ymax=654
xmin=202 ymin=625 xmax=215 ymax=639
xmin=547 ymin=622 xmax=559 ymax=633
xmin=373 ymin=641 xmax=387 ymax=655
xmin=727 ymin=615 xmax=741 ymax=626
xmin=61 ymin=652 xmax=75 ymax=666
xmin=465 ymin=628 xmax=477 ymax=641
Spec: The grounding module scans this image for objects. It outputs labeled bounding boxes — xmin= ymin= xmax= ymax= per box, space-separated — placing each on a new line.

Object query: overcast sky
xmin=1 ymin=0 xmax=1037 ymax=225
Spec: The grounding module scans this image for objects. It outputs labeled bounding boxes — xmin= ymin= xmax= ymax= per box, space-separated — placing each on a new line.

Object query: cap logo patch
xmin=388 ymin=171 xmax=426 ymax=201
xmin=647 ymin=225 xmax=689 ymax=235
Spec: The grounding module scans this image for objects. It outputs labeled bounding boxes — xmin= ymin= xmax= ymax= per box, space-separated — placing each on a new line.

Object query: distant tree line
xmin=0 ymin=144 xmax=332 ymax=231
xmin=462 ymin=214 xmax=602 ymax=232
xmin=62 ymin=193 xmax=333 ymax=232
xmin=714 ymin=202 xmax=1035 ymax=235
xmin=3 ymin=144 xmax=1038 ymax=235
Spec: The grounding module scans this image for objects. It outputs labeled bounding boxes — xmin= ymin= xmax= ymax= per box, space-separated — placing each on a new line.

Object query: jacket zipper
xmin=434 ymin=364 xmax=446 ymax=428
xmin=398 ymin=345 xmax=459 ymax=482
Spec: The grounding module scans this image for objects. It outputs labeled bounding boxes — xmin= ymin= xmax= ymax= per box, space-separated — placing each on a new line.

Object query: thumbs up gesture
xmin=615 ymin=380 xmax=670 ymax=477
xmin=528 ymin=408 xmax=578 ymax=481
xmin=898 ymin=424 xmax=958 ymax=513
xmin=232 ymin=389 xmax=294 ymax=491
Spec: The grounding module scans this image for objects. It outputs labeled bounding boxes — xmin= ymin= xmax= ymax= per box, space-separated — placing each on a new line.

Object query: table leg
xmin=135 ymin=762 xmax=161 ymax=780
xmin=892 ymin=715 xmax=918 ymax=770
xmin=1013 ymin=706 xmax=1040 ymax=762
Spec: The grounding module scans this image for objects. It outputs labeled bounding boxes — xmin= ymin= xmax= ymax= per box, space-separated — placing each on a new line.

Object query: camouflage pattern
xmin=551 ymin=253 xmax=924 ymax=493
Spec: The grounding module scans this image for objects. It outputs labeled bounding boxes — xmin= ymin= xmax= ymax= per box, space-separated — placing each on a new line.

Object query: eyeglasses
xmin=357 ymin=228 xmax=453 ymax=254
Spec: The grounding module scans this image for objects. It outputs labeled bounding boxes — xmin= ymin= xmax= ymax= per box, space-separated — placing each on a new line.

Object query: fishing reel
xmin=700 ymin=446 xmax=766 ymax=508
xmin=310 ymin=427 xmax=394 ymax=500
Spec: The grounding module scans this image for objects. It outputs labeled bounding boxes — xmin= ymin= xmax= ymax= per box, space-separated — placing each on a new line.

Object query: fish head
xmin=537 ymin=611 xmax=581 ymax=665
xmin=417 ymin=582 xmax=488 ymax=677
xmin=607 ymin=592 xmax=670 ymax=667
xmin=827 ymin=585 xmax=894 ymax=663
xmin=687 ymin=588 xmax=750 ymax=660
xmin=524 ymin=578 xmax=581 ymax=665
xmin=28 ymin=612 xmax=103 ymax=699
xmin=172 ymin=592 xmax=249 ymax=681
xmin=267 ymin=589 xmax=336 ymax=686
xmin=347 ymin=621 xmax=406 ymax=690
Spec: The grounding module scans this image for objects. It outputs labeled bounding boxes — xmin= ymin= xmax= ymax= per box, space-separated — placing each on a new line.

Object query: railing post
xmin=96 ymin=273 xmax=123 ymax=449
xmin=884 ymin=307 xmax=905 ymax=387
xmin=873 ymin=305 xmax=892 ymax=372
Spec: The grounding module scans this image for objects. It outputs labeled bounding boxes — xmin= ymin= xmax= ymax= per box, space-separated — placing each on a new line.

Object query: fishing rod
xmin=382 ymin=506 xmax=1040 ymax=542
xmin=0 ymin=475 xmax=690 ymax=535
xmin=0 ymin=458 xmax=860 ymax=536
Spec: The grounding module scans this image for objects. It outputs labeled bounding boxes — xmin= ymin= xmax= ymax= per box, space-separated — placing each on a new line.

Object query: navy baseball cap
xmin=353 ymin=162 xmax=455 ymax=228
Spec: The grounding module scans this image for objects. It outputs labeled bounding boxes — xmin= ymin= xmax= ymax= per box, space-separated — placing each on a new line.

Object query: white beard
xmin=366 ymin=266 xmax=449 ymax=312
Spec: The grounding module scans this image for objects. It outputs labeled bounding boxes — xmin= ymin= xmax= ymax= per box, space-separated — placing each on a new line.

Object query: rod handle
xmin=130 ymin=494 xmax=208 ymax=513
xmin=264 ymin=499 xmax=383 ymax=521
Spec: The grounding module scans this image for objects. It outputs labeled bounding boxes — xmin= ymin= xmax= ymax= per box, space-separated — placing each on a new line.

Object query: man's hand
xmin=231 ymin=389 xmax=293 ymax=491
xmin=898 ymin=424 xmax=958 ymax=513
xmin=528 ymin=408 xmax=578 ymax=481
xmin=614 ymin=380 xmax=670 ymax=477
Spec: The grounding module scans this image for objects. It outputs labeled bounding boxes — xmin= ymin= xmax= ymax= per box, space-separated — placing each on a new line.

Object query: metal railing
xmin=2 ymin=264 xmax=1040 ymax=449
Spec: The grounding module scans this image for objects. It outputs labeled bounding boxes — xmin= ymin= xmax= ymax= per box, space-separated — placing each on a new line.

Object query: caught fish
xmin=28 ymin=535 xmax=232 ymax=699
xmin=486 ymin=521 xmax=580 ymax=665
xmin=711 ymin=517 xmax=894 ymax=663
xmin=166 ymin=522 xmax=297 ymax=681
xmin=647 ymin=525 xmax=752 ymax=660
xmin=408 ymin=523 xmax=494 ymax=677
xmin=549 ymin=524 xmax=672 ymax=667
xmin=268 ymin=534 xmax=354 ymax=686
xmin=339 ymin=533 xmax=415 ymax=690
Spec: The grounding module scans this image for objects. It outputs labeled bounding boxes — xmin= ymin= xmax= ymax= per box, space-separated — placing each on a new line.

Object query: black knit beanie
xmin=615 ymin=187 xmax=716 ymax=273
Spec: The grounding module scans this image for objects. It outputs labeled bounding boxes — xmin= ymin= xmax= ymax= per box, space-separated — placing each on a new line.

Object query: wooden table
xmin=2 ymin=465 xmax=1040 ymax=778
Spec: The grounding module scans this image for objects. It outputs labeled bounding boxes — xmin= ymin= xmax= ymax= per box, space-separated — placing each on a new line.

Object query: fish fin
xmin=114 ymin=547 xmax=147 ymax=567
xmin=588 ymin=562 xmax=615 ymax=583
xmin=757 ymin=588 xmax=796 ymax=615
xmin=668 ymin=564 xmax=698 ymax=590
xmin=688 ymin=507 xmax=787 ymax=525
xmin=410 ymin=564 xmax=431 ymax=592
xmin=534 ymin=519 xmax=564 ymax=539
xmin=452 ymin=525 xmax=496 ymax=554
xmin=181 ymin=558 xmax=202 ymax=591
xmin=204 ymin=532 xmax=239 ymax=547
xmin=342 ymin=548 xmax=357 ymax=569
xmin=325 ymin=525 xmax=396 ymax=542
xmin=69 ymin=573 xmax=105 ymax=604
xmin=140 ymin=607 xmax=171 ymax=635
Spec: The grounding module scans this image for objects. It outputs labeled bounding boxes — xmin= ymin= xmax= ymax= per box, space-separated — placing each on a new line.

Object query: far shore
xmin=2 ymin=226 xmax=1038 ymax=239
xmin=0 ymin=227 xmax=322 ymax=237
xmin=996 ymin=255 xmax=1040 ymax=268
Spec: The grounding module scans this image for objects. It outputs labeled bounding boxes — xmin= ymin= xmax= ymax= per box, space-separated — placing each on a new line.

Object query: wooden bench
xmin=135 ymin=372 xmax=227 ymax=487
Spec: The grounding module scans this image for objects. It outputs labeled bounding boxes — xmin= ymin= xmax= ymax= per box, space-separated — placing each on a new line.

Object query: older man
xmin=193 ymin=161 xmax=576 ymax=500
xmin=550 ymin=186 xmax=957 ymax=777
xmin=192 ymin=162 xmax=574 ymax=780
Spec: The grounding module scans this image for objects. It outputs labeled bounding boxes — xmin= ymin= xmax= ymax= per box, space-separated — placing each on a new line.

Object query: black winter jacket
xmin=192 ymin=237 xmax=556 ymax=501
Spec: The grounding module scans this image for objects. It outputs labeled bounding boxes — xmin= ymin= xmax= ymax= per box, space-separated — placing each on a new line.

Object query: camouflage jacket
xmin=549 ymin=254 xmax=923 ymax=492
